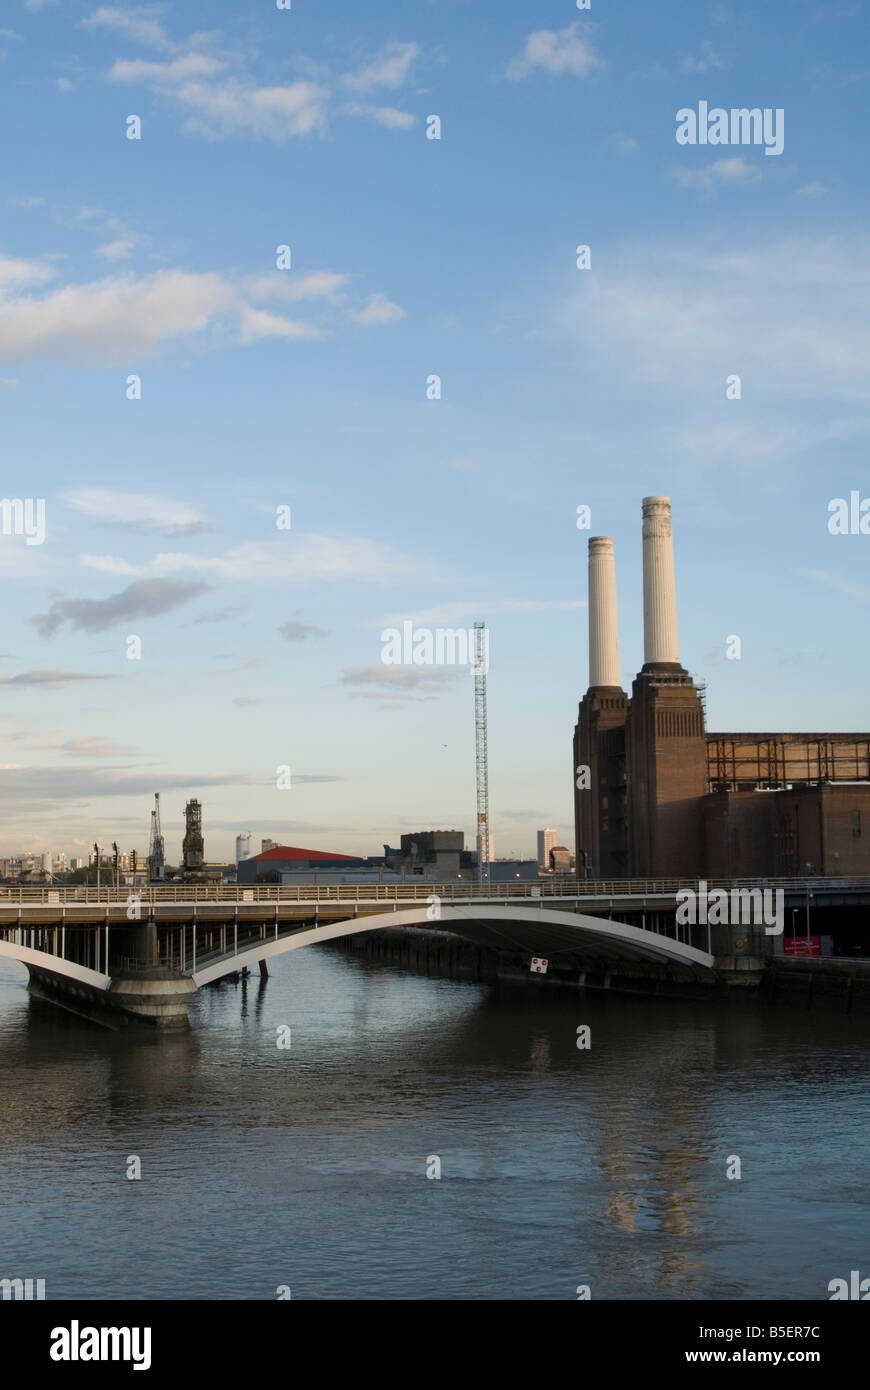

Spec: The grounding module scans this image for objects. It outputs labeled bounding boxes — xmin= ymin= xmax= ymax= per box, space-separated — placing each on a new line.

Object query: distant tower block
xmin=642 ymin=495 xmax=680 ymax=669
xmin=235 ymin=833 xmax=252 ymax=866
xmin=588 ymin=537 xmax=621 ymax=688
xmin=183 ymin=799 xmax=204 ymax=870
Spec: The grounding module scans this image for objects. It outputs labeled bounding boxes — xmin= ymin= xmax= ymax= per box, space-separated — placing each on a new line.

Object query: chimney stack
xmin=588 ymin=536 xmax=621 ymax=688
xmin=641 ymin=495 xmax=680 ymax=667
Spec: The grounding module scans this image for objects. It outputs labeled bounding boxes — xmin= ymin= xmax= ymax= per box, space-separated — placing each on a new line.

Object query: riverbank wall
xmin=338 ymin=926 xmax=870 ymax=1013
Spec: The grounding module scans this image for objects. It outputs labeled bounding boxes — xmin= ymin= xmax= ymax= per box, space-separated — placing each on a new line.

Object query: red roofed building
xmin=237 ymin=845 xmax=370 ymax=883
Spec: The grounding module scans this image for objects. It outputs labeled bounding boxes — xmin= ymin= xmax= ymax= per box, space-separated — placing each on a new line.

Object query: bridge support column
xmin=131 ymin=919 xmax=159 ymax=967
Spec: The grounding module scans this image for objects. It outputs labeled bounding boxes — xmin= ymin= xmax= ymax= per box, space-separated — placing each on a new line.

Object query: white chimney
xmin=642 ymin=495 xmax=680 ymax=666
xmin=588 ymin=536 xmax=621 ymax=687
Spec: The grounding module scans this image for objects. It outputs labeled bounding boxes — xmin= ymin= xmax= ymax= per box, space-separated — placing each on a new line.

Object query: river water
xmin=0 ymin=945 xmax=867 ymax=1301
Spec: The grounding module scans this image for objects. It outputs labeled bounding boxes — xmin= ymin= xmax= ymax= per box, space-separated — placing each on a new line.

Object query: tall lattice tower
xmin=473 ymin=622 xmax=490 ymax=883
xmin=148 ymin=792 xmax=165 ymax=882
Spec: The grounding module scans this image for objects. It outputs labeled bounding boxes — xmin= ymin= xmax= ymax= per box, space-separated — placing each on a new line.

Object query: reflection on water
xmin=0 ymin=948 xmax=867 ymax=1300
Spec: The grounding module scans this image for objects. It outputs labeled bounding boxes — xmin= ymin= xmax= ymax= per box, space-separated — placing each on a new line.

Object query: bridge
xmin=0 ymin=877 xmax=859 ymax=1024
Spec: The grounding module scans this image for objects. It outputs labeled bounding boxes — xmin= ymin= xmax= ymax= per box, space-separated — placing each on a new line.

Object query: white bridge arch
xmin=191 ymin=904 xmax=715 ymax=988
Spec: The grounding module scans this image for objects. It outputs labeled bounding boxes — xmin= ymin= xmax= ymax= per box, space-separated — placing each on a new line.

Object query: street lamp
xmin=806 ymin=884 xmax=813 ymax=942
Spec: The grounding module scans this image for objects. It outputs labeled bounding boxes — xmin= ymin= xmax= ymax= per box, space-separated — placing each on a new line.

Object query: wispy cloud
xmin=680 ymin=40 xmax=725 ymax=74
xmin=508 ymin=24 xmax=605 ymax=80
xmin=342 ymin=42 xmax=420 ymax=93
xmin=391 ymin=598 xmax=585 ymax=626
xmin=802 ymin=569 xmax=870 ymax=602
xmin=81 ymin=535 xmax=443 ymax=587
xmin=32 ymin=579 xmax=212 ymax=636
xmin=0 ymin=256 xmax=399 ymax=366
xmin=82 ymin=6 xmax=175 ymax=52
xmin=558 ymin=236 xmax=870 ymax=403
xmin=244 ymin=271 xmax=348 ymax=303
xmin=95 ymin=236 xmax=139 ymax=262
xmin=0 ymin=668 xmax=114 ymax=689
xmin=346 ymin=293 xmax=405 ymax=326
xmin=108 ymin=53 xmax=329 ymax=141
xmin=341 ymin=665 xmax=463 ymax=702
xmin=342 ymin=103 xmax=415 ymax=129
xmin=675 ymin=155 xmax=761 ymax=191
xmin=66 ymin=488 xmax=209 ymax=534
xmin=280 ymin=621 xmax=327 ymax=641
xmin=239 ymin=307 xmax=321 ymax=343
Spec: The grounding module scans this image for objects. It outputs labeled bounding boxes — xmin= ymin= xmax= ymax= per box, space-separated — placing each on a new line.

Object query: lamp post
xmin=806 ymin=885 xmax=812 ymax=942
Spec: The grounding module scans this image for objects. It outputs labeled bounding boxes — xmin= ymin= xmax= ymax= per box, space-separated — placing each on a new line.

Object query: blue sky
xmin=0 ymin=0 xmax=867 ymax=863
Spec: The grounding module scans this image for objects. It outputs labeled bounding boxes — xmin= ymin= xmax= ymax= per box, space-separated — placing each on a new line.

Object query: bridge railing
xmin=0 ymin=876 xmax=864 ymax=906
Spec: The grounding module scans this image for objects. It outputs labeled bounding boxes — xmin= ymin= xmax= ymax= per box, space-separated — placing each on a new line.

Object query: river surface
xmin=0 ymin=946 xmax=868 ymax=1300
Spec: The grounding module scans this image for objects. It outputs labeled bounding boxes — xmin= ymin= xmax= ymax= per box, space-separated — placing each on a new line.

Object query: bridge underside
xmin=0 ymin=902 xmax=716 ymax=1023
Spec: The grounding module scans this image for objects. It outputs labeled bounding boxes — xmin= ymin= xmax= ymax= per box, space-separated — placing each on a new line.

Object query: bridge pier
xmin=26 ymin=962 xmax=196 ymax=1027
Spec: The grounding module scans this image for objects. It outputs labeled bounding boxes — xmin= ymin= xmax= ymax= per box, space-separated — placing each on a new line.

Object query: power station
xmin=574 ymin=496 xmax=870 ymax=879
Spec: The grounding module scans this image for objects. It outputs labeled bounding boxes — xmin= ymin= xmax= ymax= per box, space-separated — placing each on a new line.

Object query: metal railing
xmin=0 ymin=875 xmax=866 ymax=906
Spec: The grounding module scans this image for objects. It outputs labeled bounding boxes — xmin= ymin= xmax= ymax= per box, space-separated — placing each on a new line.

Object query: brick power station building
xmin=573 ymin=497 xmax=870 ymax=880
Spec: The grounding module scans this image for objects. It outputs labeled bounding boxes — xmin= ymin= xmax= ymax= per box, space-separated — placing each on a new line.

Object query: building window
xmin=853 ymin=810 xmax=862 ymax=838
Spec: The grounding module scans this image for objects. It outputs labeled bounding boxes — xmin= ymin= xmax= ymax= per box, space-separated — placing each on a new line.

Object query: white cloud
xmin=341 ymin=666 xmax=462 ymax=699
xmin=67 ymin=488 xmax=209 ymax=534
xmin=342 ymin=42 xmax=420 ymax=92
xmin=343 ymin=103 xmax=415 ymax=129
xmin=83 ymin=6 xmax=173 ymax=51
xmin=680 ymin=40 xmax=724 ymax=74
xmin=0 ymin=267 xmax=236 ymax=365
xmin=0 ymin=253 xmax=397 ymax=365
xmin=82 ymin=535 xmax=442 ymax=587
xmin=245 ymin=270 xmax=348 ymax=303
xmin=508 ymin=24 xmax=604 ymax=80
xmin=670 ymin=418 xmax=869 ymax=471
xmin=109 ymin=54 xmax=328 ymax=140
xmin=797 ymin=181 xmax=827 ymax=197
xmin=394 ymin=598 xmax=585 ymax=627
xmin=239 ymin=307 xmax=321 ymax=343
xmin=803 ymin=570 xmax=870 ymax=603
xmin=81 ymin=554 xmax=142 ymax=575
xmin=7 ymin=195 xmax=43 ymax=208
xmin=0 ymin=669 xmax=110 ymax=689
xmin=346 ymin=292 xmax=405 ymax=326
xmin=0 ymin=251 xmax=54 ymax=289
xmin=95 ymin=236 xmax=138 ymax=261
xmin=558 ymin=237 xmax=870 ymax=404
xmin=108 ymin=53 xmax=225 ymax=84
xmin=675 ymin=155 xmax=761 ymax=191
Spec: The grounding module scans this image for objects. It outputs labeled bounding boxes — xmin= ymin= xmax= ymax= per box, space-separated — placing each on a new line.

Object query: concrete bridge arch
xmin=191 ymin=904 xmax=715 ymax=987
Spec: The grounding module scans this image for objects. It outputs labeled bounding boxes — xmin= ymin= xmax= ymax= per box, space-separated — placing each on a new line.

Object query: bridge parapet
xmin=0 ymin=875 xmax=865 ymax=907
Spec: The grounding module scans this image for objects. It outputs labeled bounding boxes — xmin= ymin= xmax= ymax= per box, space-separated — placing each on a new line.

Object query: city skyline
xmin=0 ymin=0 xmax=868 ymax=860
